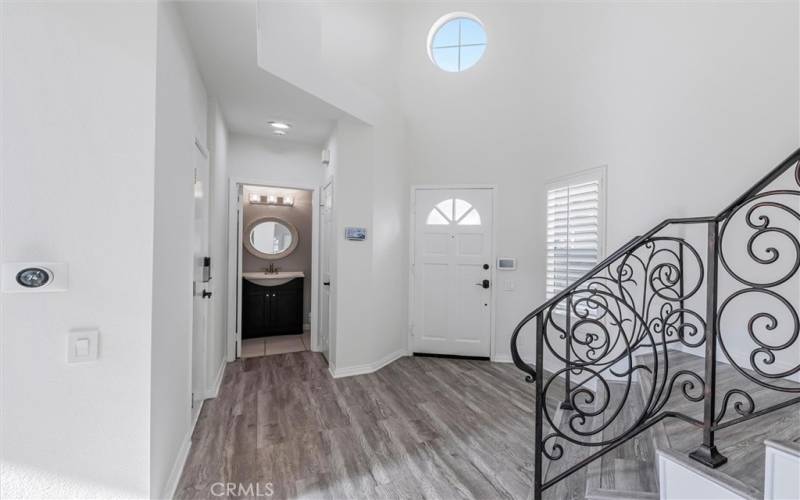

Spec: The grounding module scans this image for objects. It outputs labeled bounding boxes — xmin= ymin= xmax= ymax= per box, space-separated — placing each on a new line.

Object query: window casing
xmin=546 ymin=167 xmax=606 ymax=308
xmin=427 ymin=13 xmax=487 ymax=72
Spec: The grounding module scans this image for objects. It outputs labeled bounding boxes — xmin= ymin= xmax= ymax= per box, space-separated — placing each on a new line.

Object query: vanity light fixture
xmin=248 ymin=193 xmax=295 ymax=207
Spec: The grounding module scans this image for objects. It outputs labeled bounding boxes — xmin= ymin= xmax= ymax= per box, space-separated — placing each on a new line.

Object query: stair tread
xmin=543 ymin=380 xmax=659 ymax=500
xmin=637 ymin=350 xmax=800 ymax=500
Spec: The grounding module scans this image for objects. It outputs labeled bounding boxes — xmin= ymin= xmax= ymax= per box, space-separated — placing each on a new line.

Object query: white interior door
xmin=191 ymin=144 xmax=210 ymax=412
xmin=413 ymin=188 xmax=493 ymax=357
xmin=319 ymin=181 xmax=333 ymax=361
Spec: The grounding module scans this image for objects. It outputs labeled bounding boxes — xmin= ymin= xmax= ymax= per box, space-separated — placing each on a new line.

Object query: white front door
xmin=413 ymin=188 xmax=493 ymax=357
xmin=191 ymin=143 xmax=210 ymax=413
xmin=319 ymin=181 xmax=333 ymax=361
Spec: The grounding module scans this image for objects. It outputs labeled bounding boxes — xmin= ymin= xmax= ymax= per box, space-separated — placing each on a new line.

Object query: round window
xmin=427 ymin=13 xmax=487 ymax=72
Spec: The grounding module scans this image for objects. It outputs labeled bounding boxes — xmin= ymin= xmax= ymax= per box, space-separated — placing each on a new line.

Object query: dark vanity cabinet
xmin=242 ymin=278 xmax=303 ymax=338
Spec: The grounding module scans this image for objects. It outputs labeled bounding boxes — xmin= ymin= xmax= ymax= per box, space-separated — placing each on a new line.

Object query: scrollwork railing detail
xmin=512 ymin=149 xmax=800 ymax=499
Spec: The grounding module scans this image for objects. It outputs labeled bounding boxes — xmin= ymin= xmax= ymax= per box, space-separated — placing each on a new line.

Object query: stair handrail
xmin=511 ymin=146 xmax=800 ymax=381
xmin=512 ymin=146 xmax=800 ymax=500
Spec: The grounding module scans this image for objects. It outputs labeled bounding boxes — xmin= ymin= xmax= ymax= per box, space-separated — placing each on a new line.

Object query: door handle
xmin=474 ymin=279 xmax=490 ymax=289
xmin=323 ymin=281 xmax=331 ymax=286
xmin=201 ymin=290 xmax=212 ymax=299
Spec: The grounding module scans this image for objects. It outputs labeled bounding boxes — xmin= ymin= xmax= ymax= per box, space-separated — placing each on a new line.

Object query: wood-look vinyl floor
xmin=176 ymin=349 xmax=798 ymax=499
xmin=176 ymin=352 xmax=564 ymax=500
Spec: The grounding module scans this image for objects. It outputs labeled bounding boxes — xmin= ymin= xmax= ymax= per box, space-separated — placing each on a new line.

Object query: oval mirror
xmin=244 ymin=217 xmax=298 ymax=259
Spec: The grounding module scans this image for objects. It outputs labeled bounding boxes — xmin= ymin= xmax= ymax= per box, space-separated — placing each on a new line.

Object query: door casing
xmin=191 ymin=138 xmax=210 ymax=413
xmin=226 ymin=178 xmax=320 ymax=361
xmin=318 ymin=180 xmax=333 ymax=362
xmin=408 ymin=185 xmax=498 ymax=360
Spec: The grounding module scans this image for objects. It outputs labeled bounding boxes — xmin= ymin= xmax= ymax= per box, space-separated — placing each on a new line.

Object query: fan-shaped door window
xmin=426 ymin=198 xmax=482 ymax=226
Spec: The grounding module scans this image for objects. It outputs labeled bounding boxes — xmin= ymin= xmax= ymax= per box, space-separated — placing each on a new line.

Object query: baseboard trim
xmin=163 ymin=362 xmax=226 ymax=499
xmin=161 ymin=400 xmax=202 ymax=500
xmin=585 ymin=487 xmax=658 ymax=500
xmin=203 ymin=359 xmax=226 ymax=399
xmin=330 ymin=349 xmax=407 ymax=378
xmin=413 ymin=352 xmax=489 ymax=361
xmin=491 ymin=354 xmax=513 ymax=363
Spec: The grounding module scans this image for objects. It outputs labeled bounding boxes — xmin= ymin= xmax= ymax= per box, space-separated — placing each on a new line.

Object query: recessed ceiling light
xmin=269 ymin=121 xmax=291 ymax=130
xmin=273 ymin=130 xmax=287 ymax=136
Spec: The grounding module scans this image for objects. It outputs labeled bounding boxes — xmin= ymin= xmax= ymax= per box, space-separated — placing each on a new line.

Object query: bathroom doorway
xmin=227 ymin=182 xmax=319 ymax=359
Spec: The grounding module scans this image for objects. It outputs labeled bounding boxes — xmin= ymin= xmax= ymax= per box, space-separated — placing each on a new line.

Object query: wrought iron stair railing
xmin=510 ymin=147 xmax=800 ymax=499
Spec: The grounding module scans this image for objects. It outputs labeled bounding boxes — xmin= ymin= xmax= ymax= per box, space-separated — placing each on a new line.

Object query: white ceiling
xmin=177 ymin=1 xmax=345 ymax=145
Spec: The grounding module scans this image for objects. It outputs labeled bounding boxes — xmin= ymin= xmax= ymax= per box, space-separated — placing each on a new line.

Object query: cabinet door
xmin=269 ymin=288 xmax=302 ymax=335
xmin=242 ymin=289 xmax=268 ymax=339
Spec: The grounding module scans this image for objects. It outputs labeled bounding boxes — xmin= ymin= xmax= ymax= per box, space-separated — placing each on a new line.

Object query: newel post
xmin=689 ymin=220 xmax=728 ymax=468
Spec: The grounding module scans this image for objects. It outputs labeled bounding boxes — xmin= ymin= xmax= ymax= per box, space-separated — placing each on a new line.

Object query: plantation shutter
xmin=546 ymin=179 xmax=601 ymax=301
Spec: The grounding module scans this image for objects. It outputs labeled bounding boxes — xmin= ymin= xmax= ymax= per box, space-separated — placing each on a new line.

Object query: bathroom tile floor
xmin=241 ymin=331 xmax=311 ymax=358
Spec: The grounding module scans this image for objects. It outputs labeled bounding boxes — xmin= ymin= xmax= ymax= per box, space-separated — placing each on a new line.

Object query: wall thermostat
xmin=2 ymin=262 xmax=68 ymax=293
xmin=497 ymin=258 xmax=516 ymax=270
xmin=345 ymin=227 xmax=367 ymax=241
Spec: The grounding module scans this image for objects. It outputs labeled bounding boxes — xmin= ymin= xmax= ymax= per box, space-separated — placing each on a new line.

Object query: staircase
xmin=511 ymin=148 xmax=800 ymax=500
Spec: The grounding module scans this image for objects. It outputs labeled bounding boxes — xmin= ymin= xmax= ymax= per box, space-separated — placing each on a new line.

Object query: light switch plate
xmin=68 ymin=329 xmax=99 ymax=363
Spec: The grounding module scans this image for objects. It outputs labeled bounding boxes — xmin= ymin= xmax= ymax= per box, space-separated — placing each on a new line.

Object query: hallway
xmin=175 ymin=353 xmax=545 ymax=499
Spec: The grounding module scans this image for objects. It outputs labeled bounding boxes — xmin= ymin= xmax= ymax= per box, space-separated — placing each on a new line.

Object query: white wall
xmin=229 ymin=133 xmax=323 ymax=187
xmin=150 ymin=2 xmax=208 ymax=497
xmin=257 ymin=4 xmax=410 ymax=375
xmin=317 ymin=115 xmax=410 ymax=374
xmin=394 ymin=1 xmax=799 ymax=362
xmin=366 ymin=114 xmax=410 ymax=366
xmin=326 ymin=119 xmax=376 ymax=371
xmin=267 ymin=0 xmax=798 ymax=373
xmin=1 ymin=2 xmax=157 ymax=497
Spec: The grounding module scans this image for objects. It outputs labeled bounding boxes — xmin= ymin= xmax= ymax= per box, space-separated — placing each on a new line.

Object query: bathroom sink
xmin=242 ymin=271 xmax=304 ymax=286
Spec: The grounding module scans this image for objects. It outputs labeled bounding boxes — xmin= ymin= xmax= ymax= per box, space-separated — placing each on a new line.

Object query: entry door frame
xmin=408 ymin=185 xmax=498 ymax=360
xmin=226 ymin=177 xmax=320 ymax=361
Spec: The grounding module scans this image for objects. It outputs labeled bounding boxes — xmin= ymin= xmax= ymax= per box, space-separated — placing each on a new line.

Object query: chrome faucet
xmin=265 ymin=263 xmax=280 ymax=274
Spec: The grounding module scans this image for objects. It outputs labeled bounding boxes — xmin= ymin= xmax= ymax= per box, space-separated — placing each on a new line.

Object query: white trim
xmin=226 ymin=182 xmax=241 ymax=361
xmin=657 ymin=450 xmax=746 ymax=500
xmin=408 ymin=185 xmax=498 ymax=359
xmin=317 ymin=179 xmax=333 ymax=359
xmin=203 ymin=359 xmax=226 ymax=399
xmin=491 ymin=354 xmax=513 ymax=363
xmin=765 ymin=440 xmax=800 ymax=500
xmin=161 ymin=399 xmax=202 ymax=500
xmin=329 ymin=349 xmax=408 ymax=378
xmin=426 ymin=12 xmax=486 ymax=72
xmin=226 ymin=177 xmax=320 ymax=361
